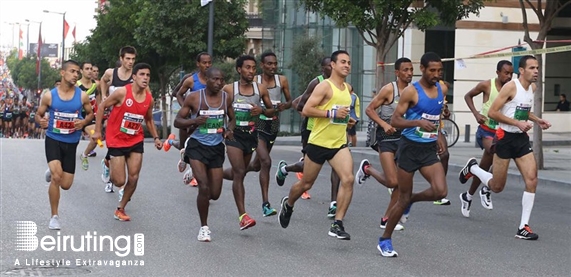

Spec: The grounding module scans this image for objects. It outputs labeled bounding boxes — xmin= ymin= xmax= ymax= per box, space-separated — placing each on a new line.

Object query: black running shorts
xmin=258 ymin=131 xmax=277 ymax=152
xmin=185 ymin=138 xmax=225 ymax=168
xmin=225 ymin=129 xmax=258 ymax=155
xmin=305 ymin=143 xmax=347 ymax=165
xmin=494 ymin=129 xmax=532 ymax=160
xmin=107 ymin=142 xmax=144 ymax=158
xmin=396 ymin=137 xmax=439 ymax=173
xmin=45 ymin=136 xmax=79 ymax=174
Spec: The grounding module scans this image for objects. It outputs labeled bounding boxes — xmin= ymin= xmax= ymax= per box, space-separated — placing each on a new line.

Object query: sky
xmin=0 ymin=0 xmax=98 ymax=52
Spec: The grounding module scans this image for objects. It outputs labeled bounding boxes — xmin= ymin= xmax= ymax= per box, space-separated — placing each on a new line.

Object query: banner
xmin=201 ymin=0 xmax=212 ymax=7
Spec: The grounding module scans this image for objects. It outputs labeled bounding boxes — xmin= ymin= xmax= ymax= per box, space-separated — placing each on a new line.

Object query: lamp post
xmin=43 ymin=10 xmax=66 ymax=66
xmin=4 ymin=22 xmax=18 ymax=49
xmin=25 ymin=19 xmax=41 ymax=55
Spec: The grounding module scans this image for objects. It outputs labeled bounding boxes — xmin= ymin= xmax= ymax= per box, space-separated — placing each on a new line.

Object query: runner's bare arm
xmin=81 ymin=91 xmax=94 ymax=126
xmin=297 ymin=78 xmax=319 ymax=112
xmin=174 ymin=92 xmax=199 ymax=129
xmin=94 ymin=87 xmax=126 ymax=134
xmin=176 ymin=77 xmax=194 ymax=107
xmin=259 ymin=84 xmax=275 ymax=117
xmin=366 ymin=84 xmax=394 ymax=131
xmin=390 ymin=86 xmax=421 ymax=129
xmin=99 ymin=68 xmax=113 ymax=98
xmin=279 ymin=76 xmax=292 ymax=110
xmin=35 ymin=91 xmax=52 ymax=124
xmin=302 ymin=81 xmax=331 ymax=118
xmin=488 ymin=81 xmax=519 ymax=126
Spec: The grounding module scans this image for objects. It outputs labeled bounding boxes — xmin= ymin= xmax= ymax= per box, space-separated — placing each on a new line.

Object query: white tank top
xmin=499 ymin=79 xmax=533 ymax=133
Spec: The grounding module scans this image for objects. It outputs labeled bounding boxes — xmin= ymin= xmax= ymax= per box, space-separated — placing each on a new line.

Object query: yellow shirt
xmin=308 ymin=79 xmax=352 ymax=149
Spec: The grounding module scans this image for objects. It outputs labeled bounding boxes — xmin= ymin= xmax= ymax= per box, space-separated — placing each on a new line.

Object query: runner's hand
xmin=250 ymin=105 xmax=263 ymax=116
xmin=194 ymin=115 xmax=208 ymax=126
xmin=154 ymin=138 xmax=163 ymax=150
xmin=39 ymin=115 xmax=49 ymax=129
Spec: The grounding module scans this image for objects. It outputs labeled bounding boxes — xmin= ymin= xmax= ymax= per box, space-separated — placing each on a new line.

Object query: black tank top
xmin=111 ymin=68 xmax=133 ymax=87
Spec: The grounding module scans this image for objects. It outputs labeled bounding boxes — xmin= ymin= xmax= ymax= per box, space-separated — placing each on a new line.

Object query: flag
xmin=72 ymin=24 xmax=76 ymax=43
xmin=18 ymin=27 xmax=23 ymax=60
xmin=36 ymin=23 xmax=42 ymax=75
xmin=201 ymin=0 xmax=212 ymax=7
xmin=63 ymin=20 xmax=70 ymax=39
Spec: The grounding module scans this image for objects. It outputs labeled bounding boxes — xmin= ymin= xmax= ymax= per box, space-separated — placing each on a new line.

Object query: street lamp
xmin=3 ymin=21 xmax=18 ymax=49
xmin=25 ymin=19 xmax=41 ymax=55
xmin=43 ymin=10 xmax=66 ymax=66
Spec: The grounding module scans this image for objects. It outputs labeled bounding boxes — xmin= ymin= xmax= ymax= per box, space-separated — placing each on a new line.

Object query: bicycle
xmin=441 ymin=118 xmax=460 ymax=148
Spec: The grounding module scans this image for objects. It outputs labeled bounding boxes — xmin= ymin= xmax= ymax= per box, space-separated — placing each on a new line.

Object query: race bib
xmin=198 ymin=110 xmax=225 ymax=134
xmin=486 ymin=118 xmax=498 ymax=129
xmin=30 ymin=112 xmax=35 ymax=120
xmin=415 ymin=113 xmax=440 ymax=139
xmin=514 ymin=104 xmax=531 ymax=121
xmin=233 ymin=103 xmax=254 ymax=127
xmin=52 ymin=111 xmax=78 ymax=134
xmin=330 ymin=105 xmax=350 ymax=125
xmin=260 ymin=100 xmax=280 ymax=121
xmin=120 ymin=112 xmax=144 ymax=135
xmin=5 ymin=112 xmax=12 ymax=119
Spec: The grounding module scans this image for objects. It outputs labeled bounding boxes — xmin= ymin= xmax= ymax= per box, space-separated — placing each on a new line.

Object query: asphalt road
xmin=1 ymin=139 xmax=570 ymax=276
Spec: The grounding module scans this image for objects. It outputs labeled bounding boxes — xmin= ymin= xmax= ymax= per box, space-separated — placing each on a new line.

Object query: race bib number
xmin=52 ymin=111 xmax=78 ymax=134
xmin=30 ymin=112 xmax=35 ymax=120
xmin=486 ymin=118 xmax=498 ymax=129
xmin=120 ymin=112 xmax=144 ymax=135
xmin=415 ymin=113 xmax=440 ymax=139
xmin=330 ymin=105 xmax=350 ymax=125
xmin=198 ymin=110 xmax=225 ymax=134
xmin=260 ymin=100 xmax=280 ymax=121
xmin=5 ymin=112 xmax=12 ymax=119
xmin=233 ymin=103 xmax=254 ymax=127
xmin=514 ymin=104 xmax=531 ymax=121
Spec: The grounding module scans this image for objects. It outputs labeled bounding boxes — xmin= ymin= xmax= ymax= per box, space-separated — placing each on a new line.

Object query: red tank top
xmin=105 ymin=84 xmax=152 ymax=148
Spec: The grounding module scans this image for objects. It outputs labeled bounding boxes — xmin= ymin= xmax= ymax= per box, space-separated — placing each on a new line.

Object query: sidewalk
xmin=274 ymin=131 xmax=571 ymax=186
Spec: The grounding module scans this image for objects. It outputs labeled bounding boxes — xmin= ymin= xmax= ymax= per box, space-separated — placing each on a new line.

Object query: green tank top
xmin=481 ymin=78 xmax=500 ymax=130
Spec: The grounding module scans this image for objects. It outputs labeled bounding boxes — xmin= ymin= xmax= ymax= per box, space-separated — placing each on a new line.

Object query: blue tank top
xmin=401 ymin=82 xmax=444 ymax=143
xmin=46 ymin=87 xmax=84 ymax=143
xmin=191 ymin=73 xmax=207 ymax=91
xmin=189 ymin=89 xmax=227 ymax=146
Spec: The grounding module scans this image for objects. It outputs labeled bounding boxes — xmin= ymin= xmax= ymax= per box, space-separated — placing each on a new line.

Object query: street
xmin=1 ymin=139 xmax=570 ymax=276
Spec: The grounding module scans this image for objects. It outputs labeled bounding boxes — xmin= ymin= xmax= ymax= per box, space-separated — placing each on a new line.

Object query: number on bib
xmin=198 ymin=110 xmax=225 ymax=134
xmin=120 ymin=112 xmax=144 ymax=135
xmin=233 ymin=103 xmax=254 ymax=127
xmin=52 ymin=111 xmax=78 ymax=134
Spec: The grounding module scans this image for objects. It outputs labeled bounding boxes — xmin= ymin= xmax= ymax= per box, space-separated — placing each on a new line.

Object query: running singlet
xmin=377 ymin=81 xmax=402 ymax=142
xmin=189 ymin=89 xmax=227 ymax=146
xmin=255 ymin=74 xmax=282 ymax=135
xmin=401 ymin=82 xmax=444 ymax=143
xmin=308 ymin=79 xmax=352 ymax=149
xmin=183 ymin=73 xmax=207 ymax=98
xmin=301 ymin=75 xmax=325 ymax=132
xmin=77 ymin=80 xmax=98 ymax=109
xmin=109 ymin=68 xmax=133 ymax=95
xmin=232 ymin=81 xmax=261 ymax=132
xmin=480 ymin=78 xmax=501 ymax=131
xmin=46 ymin=87 xmax=84 ymax=143
xmin=499 ymin=79 xmax=534 ymax=133
xmin=105 ymin=84 xmax=152 ymax=148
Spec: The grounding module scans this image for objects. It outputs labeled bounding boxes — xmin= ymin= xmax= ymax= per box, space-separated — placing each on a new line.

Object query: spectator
xmin=556 ymin=94 xmax=570 ymax=111
xmin=347 ymin=86 xmax=360 ymax=147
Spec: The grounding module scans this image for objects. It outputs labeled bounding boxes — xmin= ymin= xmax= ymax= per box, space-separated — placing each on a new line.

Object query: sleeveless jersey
xmin=402 ymin=82 xmax=444 ymax=143
xmin=189 ymin=89 xmax=227 ymax=146
xmin=183 ymin=73 xmax=207 ymax=98
xmin=255 ymin=74 xmax=282 ymax=135
xmin=232 ymin=81 xmax=261 ymax=132
xmin=499 ymin=79 xmax=533 ymax=133
xmin=77 ymin=80 xmax=98 ymax=108
xmin=109 ymin=68 xmax=133 ymax=95
xmin=301 ymin=75 xmax=325 ymax=132
xmin=377 ymin=81 xmax=403 ymax=142
xmin=480 ymin=78 xmax=501 ymax=130
xmin=12 ymin=104 xmax=20 ymax=116
xmin=46 ymin=87 xmax=84 ymax=143
xmin=106 ymin=84 xmax=152 ymax=148
xmin=308 ymin=79 xmax=352 ymax=149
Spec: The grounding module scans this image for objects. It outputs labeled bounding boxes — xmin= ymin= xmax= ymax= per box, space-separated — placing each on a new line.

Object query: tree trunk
xmin=375 ymin=45 xmax=388 ymax=92
xmin=159 ymin=74 xmax=169 ymax=139
xmin=532 ymin=53 xmax=544 ymax=169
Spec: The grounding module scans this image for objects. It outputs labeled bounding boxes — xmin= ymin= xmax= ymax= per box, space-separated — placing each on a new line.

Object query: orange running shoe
xmin=239 ymin=213 xmax=256 ymax=230
xmin=296 ymin=172 xmax=304 ymax=180
xmin=190 ymin=178 xmax=198 ymax=187
xmin=114 ymin=208 xmax=131 ymax=221
xmin=301 ymin=191 xmax=311 ymax=200
xmin=163 ymin=134 xmax=176 ymax=152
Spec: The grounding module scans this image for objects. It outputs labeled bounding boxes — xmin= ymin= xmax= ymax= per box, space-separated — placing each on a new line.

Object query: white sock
xmin=520 ymin=191 xmax=535 ymax=229
xmin=465 ymin=192 xmax=473 ymax=201
xmin=469 ymin=165 xmax=492 ymax=186
xmin=330 ymin=201 xmax=337 ymax=208
xmin=280 ymin=167 xmax=288 ymax=175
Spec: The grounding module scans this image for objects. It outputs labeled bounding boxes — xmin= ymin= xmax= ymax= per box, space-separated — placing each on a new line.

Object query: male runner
xmin=378 ymin=52 xmax=448 ymax=257
xmin=92 ymin=65 xmax=100 ymax=81
xmin=278 ymin=50 xmax=356 ymax=240
xmin=99 ymin=46 xmax=136 ymax=192
xmin=174 ymin=67 xmax=235 ymax=241
xmin=77 ymin=62 xmax=99 ymax=170
xmin=37 ymin=60 xmax=94 ymax=229
xmin=459 ymin=55 xmax=550 ymax=240
xmin=460 ymin=60 xmax=513 ymax=217
xmin=92 ymin=63 xmax=162 ymax=221
xmin=222 ymin=55 xmax=274 ymax=229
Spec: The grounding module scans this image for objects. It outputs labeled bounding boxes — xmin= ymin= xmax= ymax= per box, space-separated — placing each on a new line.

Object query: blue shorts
xmin=476 ymin=125 xmax=496 ymax=149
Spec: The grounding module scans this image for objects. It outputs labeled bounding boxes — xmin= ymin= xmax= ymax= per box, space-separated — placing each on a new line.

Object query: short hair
xmin=62 ymin=60 xmax=80 ymax=70
xmin=561 ymin=93 xmax=566 ymax=99
xmin=261 ymin=51 xmax=277 ymax=63
xmin=80 ymin=62 xmax=92 ymax=70
xmin=236 ymin=55 xmax=256 ymax=69
xmin=206 ymin=67 xmax=223 ymax=78
xmin=320 ymin=57 xmax=331 ymax=66
xmin=395 ymin=57 xmax=412 ymax=70
xmin=420 ymin=52 xmax=441 ymax=68
xmin=496 ymin=60 xmax=513 ymax=71
xmin=119 ymin=46 xmax=137 ymax=58
xmin=518 ymin=55 xmax=536 ymax=69
xmin=331 ymin=50 xmax=349 ymax=62
xmin=132 ymin=63 xmax=151 ymax=75
xmin=196 ymin=52 xmax=211 ymax=63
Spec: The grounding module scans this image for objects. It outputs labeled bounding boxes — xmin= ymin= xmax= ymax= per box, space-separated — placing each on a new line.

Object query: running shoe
xmin=118 ymin=188 xmax=124 ymax=202
xmin=515 ymin=225 xmax=538 ymax=240
xmin=163 ymin=134 xmax=176 ymax=152
xmin=479 ymin=186 xmax=493 ymax=210
xmin=101 ymin=159 xmax=110 ymax=183
xmin=239 ymin=213 xmax=256 ymax=230
xmin=114 ymin=208 xmax=131 ymax=221
xmin=459 ymin=158 xmax=478 ymax=184
xmin=183 ymin=168 xmax=193 ymax=185
xmin=197 ymin=226 xmax=211 ymax=242
xmin=377 ymin=238 xmax=398 ymax=257
xmin=355 ymin=159 xmax=370 ymax=186
xmin=275 ymin=160 xmax=288 ymax=186
xmin=105 ymin=182 xmax=114 ymax=193
xmin=189 ymin=178 xmax=198 ymax=187
xmin=379 ymin=218 xmax=404 ymax=231
xmin=400 ymin=203 xmax=412 ymax=223
xmin=328 ymin=222 xmax=350 ymax=240
xmin=301 ymin=191 xmax=311 ymax=200
xmin=49 ymin=215 xmax=61 ymax=230
xmin=459 ymin=192 xmax=472 ymax=218
xmin=278 ymin=196 xmax=293 ymax=228
xmin=327 ymin=202 xmax=337 ymax=219
xmin=178 ymin=149 xmax=187 ymax=173
xmin=262 ymin=202 xmax=277 ymax=217
xmin=87 ymin=150 xmax=97 ymax=157
xmin=45 ymin=168 xmax=51 ymax=183
xmin=296 ymin=157 xmax=303 ymax=180
xmin=433 ymin=198 xmax=451 ymax=205
xmin=80 ymin=153 xmax=89 ymax=171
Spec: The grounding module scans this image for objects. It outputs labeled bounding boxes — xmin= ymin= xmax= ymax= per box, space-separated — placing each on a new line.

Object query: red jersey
xmin=105 ymin=84 xmax=152 ymax=148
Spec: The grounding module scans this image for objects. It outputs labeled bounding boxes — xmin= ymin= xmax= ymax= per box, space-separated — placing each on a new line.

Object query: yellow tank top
xmin=480 ymin=78 xmax=500 ymax=129
xmin=308 ymin=79 xmax=352 ymax=149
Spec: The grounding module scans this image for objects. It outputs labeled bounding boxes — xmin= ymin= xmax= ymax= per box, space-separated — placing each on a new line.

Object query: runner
xmin=278 ymin=50 xmax=356 ymax=240
xmin=221 ymin=55 xmax=274 ymax=230
xmin=347 ymin=87 xmax=360 ymax=147
xmin=3 ymin=98 xmax=13 ymax=137
xmin=460 ymin=60 xmax=513 ymax=217
xmin=173 ymin=67 xmax=234 ymax=241
xmin=37 ymin=60 xmax=94 ymax=229
xmin=0 ymin=99 xmax=4 ymax=137
xmin=20 ymin=96 xmax=30 ymax=137
xmin=378 ymin=52 xmax=448 ymax=257
xmin=99 ymin=46 xmax=137 ymax=193
xmin=92 ymin=65 xmax=100 ymax=81
xmin=77 ymin=62 xmax=100 ymax=170
xmin=92 ymin=62 xmax=162 ymax=221
xmin=12 ymin=98 xmax=20 ymax=137
xmin=459 ymin=55 xmax=550 ymax=240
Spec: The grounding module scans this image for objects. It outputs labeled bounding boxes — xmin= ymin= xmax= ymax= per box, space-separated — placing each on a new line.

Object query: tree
xmin=6 ymin=51 xmax=59 ymax=92
xmin=289 ymin=34 xmax=326 ymax=95
xmin=519 ymin=0 xmax=571 ymax=169
xmin=299 ymin=0 xmax=486 ymax=90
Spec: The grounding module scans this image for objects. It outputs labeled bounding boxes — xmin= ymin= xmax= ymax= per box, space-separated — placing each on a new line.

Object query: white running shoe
xmin=460 ymin=192 xmax=472 ymax=218
xmin=178 ymin=150 xmax=187 ymax=173
xmin=101 ymin=159 xmax=110 ymax=183
xmin=355 ymin=159 xmax=371 ymax=186
xmin=45 ymin=168 xmax=51 ymax=183
xmin=479 ymin=186 xmax=493 ymax=210
xmin=105 ymin=182 xmax=114 ymax=193
xmin=183 ymin=168 xmax=193 ymax=185
xmin=49 ymin=215 xmax=61 ymax=230
xmin=197 ymin=226 xmax=211 ymax=242
xmin=118 ymin=188 xmax=124 ymax=202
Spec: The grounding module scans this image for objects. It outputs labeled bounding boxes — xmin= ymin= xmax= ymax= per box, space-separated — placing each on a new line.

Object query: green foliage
xmin=289 ymin=34 xmax=326 ymax=95
xmin=212 ymin=60 xmax=239 ymax=84
xmin=5 ymin=51 xmax=60 ymax=90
